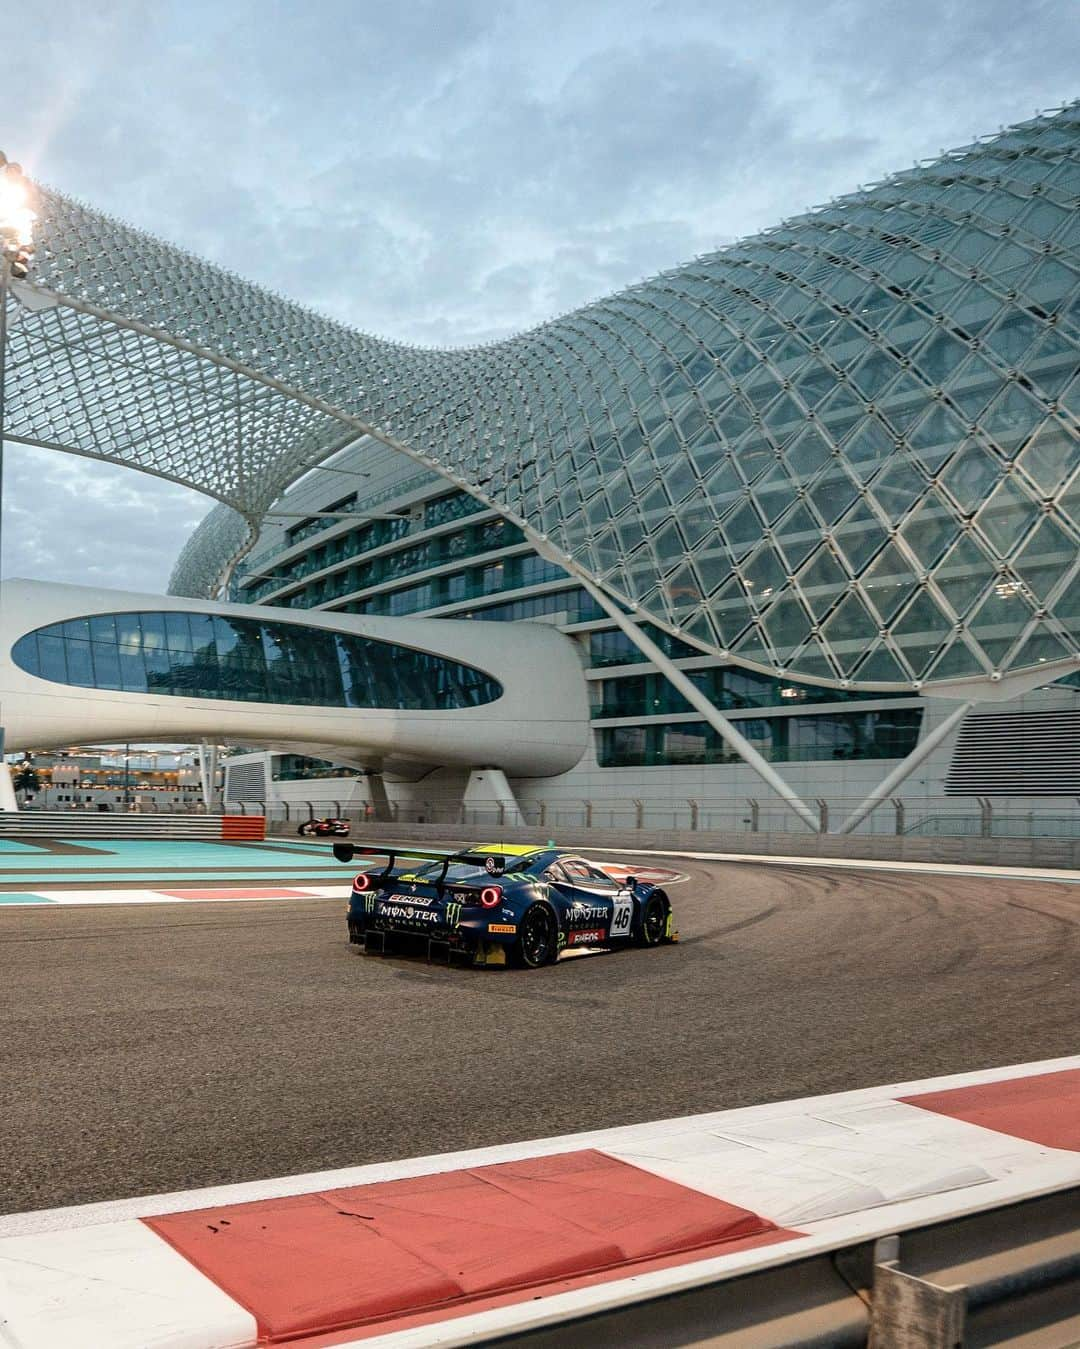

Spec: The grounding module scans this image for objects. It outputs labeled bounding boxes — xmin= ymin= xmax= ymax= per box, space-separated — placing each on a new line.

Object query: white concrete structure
xmin=0 ymin=580 xmax=589 ymax=785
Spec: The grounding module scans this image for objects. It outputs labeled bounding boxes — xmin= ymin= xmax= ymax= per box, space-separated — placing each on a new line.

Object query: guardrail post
xmin=892 ymin=797 xmax=905 ymax=835
xmin=538 ymin=800 xmax=546 ymax=828
xmin=257 ymin=801 xmax=266 ymax=820
xmin=979 ymin=796 xmax=992 ymax=838
xmin=282 ymin=802 xmax=290 ymax=822
xmin=633 ymin=798 xmax=644 ymax=829
xmin=333 ymin=800 xmax=341 ymax=816
xmin=583 ymin=798 xmax=593 ymax=828
xmin=498 ymin=800 xmax=506 ymax=826
xmin=236 ymin=800 xmax=246 ymax=815
xmin=747 ymin=798 xmax=759 ymax=832
xmin=870 ymin=1253 xmax=966 ymax=1346
xmin=817 ymin=799 xmax=828 ymax=834
xmin=688 ymin=799 xmax=699 ymax=831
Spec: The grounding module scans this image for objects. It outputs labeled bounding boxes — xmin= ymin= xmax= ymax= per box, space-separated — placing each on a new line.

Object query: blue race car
xmin=332 ymin=842 xmax=678 ymax=968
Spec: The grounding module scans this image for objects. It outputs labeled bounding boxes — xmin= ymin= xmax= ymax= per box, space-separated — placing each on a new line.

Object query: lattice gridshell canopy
xmin=8 ymin=104 xmax=1080 ymax=693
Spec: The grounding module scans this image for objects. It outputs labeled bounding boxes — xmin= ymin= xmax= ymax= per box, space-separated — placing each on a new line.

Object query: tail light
xmin=354 ymin=873 xmax=372 ymax=891
xmin=479 ymin=886 xmax=502 ymax=908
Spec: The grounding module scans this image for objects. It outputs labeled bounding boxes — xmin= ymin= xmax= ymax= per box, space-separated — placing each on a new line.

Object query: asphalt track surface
xmin=2 ymin=855 xmax=1078 ymax=1215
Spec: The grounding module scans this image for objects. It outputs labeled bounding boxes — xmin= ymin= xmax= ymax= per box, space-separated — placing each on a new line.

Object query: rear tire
xmin=510 ymin=904 xmax=558 ymax=968
xmin=633 ymin=891 xmax=668 ymax=947
xmin=298 ymin=821 xmax=317 ymax=837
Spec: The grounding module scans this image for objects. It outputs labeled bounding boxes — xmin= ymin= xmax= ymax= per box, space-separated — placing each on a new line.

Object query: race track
xmin=2 ymin=855 xmax=1078 ymax=1214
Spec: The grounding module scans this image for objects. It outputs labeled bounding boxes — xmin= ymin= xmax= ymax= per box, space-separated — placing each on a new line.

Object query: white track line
xmin=580 ymin=847 xmax=1080 ymax=884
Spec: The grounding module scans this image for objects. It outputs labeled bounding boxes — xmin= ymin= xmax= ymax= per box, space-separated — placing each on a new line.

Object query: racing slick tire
xmin=633 ymin=890 xmax=669 ymax=947
xmin=297 ymin=821 xmax=318 ymax=837
xmin=509 ymin=903 xmax=559 ymax=969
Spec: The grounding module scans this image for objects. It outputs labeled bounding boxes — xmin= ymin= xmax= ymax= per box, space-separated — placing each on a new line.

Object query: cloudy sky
xmin=1 ymin=0 xmax=1077 ymax=594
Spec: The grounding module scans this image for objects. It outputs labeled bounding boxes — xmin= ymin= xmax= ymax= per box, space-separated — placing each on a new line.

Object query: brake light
xmin=353 ymin=873 xmax=372 ymax=891
xmin=479 ymin=886 xmax=502 ymax=908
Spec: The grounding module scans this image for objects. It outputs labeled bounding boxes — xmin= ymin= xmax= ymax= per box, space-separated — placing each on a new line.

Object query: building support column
xmin=575 ymin=577 xmax=820 ymax=833
xmin=835 ymin=700 xmax=973 ymax=836
xmin=464 ymin=768 xmax=524 ymax=827
xmin=0 ymin=758 xmax=17 ymax=812
xmin=199 ymin=741 xmax=219 ymax=812
xmin=364 ymin=770 xmax=392 ymax=822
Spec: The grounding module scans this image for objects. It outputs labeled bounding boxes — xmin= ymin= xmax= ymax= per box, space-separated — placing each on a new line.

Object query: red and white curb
xmin=1 ymin=1057 xmax=1077 ymax=1348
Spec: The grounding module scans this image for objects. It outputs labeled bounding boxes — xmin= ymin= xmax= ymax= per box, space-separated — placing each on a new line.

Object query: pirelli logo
xmin=488 ymin=923 xmax=517 ymax=934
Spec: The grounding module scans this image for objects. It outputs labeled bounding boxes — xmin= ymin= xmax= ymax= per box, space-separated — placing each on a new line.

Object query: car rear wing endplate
xmin=333 ymin=842 xmax=512 ymax=894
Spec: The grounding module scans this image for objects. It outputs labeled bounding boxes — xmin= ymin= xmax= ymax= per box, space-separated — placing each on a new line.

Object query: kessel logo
xmin=484 ymin=856 xmax=505 ymax=876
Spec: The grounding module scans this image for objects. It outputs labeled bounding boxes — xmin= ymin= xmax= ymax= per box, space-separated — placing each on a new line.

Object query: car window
xmin=560 ymin=858 xmax=617 ymax=889
xmin=543 ymin=862 xmax=568 ymax=883
xmin=413 ymin=861 xmax=485 ymax=882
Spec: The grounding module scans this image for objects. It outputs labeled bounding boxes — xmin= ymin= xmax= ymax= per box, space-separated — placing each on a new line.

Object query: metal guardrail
xmin=0 ymin=811 xmax=262 ymax=839
xmin=224 ymin=794 xmax=1080 ymax=840
xmin=497 ymin=1188 xmax=1080 ymax=1348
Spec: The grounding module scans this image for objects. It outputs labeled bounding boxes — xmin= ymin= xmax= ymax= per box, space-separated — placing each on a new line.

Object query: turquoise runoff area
xmin=0 ymin=838 xmax=350 ymax=890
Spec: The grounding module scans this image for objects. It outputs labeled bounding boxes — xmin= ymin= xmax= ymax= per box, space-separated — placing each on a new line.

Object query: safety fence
xmin=225 ymin=794 xmax=1080 ymax=840
xmin=0 ymin=812 xmax=265 ymax=840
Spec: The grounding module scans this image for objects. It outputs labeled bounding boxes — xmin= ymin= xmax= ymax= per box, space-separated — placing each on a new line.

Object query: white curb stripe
xmin=607 ymin=1099 xmax=1061 ymax=1225
xmin=0 ymin=1219 xmax=256 ymax=1349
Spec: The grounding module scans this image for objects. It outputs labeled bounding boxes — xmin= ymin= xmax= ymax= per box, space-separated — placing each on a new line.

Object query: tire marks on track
xmin=2 ymin=857 xmax=1078 ymax=1213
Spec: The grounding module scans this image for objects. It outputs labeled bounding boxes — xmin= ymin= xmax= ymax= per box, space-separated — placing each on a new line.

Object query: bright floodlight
xmin=0 ymin=162 xmax=35 ymax=258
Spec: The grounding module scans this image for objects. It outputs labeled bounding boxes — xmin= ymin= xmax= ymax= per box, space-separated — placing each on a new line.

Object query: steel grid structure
xmin=5 ymin=104 xmax=1079 ymax=693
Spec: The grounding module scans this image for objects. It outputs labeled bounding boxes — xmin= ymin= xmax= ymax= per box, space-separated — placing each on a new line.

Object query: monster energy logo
xmin=444 ymin=900 xmax=463 ymax=929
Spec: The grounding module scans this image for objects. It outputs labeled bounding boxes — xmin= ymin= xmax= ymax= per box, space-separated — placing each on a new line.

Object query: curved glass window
xmin=11 ymin=611 xmax=503 ymax=710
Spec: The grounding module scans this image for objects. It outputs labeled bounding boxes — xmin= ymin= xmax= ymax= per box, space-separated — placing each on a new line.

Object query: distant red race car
xmin=298 ymin=817 xmax=351 ymax=838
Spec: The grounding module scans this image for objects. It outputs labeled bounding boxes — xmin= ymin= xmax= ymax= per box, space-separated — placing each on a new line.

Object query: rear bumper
xmin=347 ymin=918 xmax=509 ymax=967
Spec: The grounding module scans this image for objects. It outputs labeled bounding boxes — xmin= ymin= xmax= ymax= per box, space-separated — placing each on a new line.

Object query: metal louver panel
xmin=225 ymin=760 xmax=267 ymax=803
xmin=945 ymin=709 xmax=1080 ymax=795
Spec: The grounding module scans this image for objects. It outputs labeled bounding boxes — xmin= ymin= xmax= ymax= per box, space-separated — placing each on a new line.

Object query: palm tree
xmin=12 ymin=760 xmax=41 ymax=801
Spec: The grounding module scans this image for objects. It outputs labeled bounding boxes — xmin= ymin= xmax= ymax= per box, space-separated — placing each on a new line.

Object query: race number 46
xmin=610 ymin=896 xmax=632 ymax=936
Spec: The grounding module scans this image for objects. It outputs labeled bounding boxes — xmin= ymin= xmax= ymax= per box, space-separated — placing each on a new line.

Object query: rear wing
xmin=332 ymin=842 xmax=512 ymax=894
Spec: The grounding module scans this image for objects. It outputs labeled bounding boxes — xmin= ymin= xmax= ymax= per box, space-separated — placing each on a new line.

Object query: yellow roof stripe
xmin=472 ymin=843 xmax=546 ymax=857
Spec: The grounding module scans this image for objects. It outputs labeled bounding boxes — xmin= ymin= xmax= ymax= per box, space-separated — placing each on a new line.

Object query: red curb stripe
xmin=144 ymin=1149 xmax=797 ymax=1343
xmin=292 ymin=1227 xmax=796 ymax=1346
xmin=901 ymin=1068 xmax=1080 ymax=1152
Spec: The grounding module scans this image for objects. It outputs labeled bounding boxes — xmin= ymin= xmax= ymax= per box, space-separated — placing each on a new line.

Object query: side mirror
xmin=625 ymin=875 xmax=638 ymax=890
xmin=333 ymin=842 xmax=355 ymax=863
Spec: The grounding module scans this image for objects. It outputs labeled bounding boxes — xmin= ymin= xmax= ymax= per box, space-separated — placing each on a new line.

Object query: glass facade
xmin=148 ymin=106 xmax=1078 ymax=696
xmin=271 ymin=754 xmax=361 ymax=781
xmin=597 ymin=710 xmax=923 ymax=767
xmin=591 ymin=667 xmax=916 ymax=719
xmin=243 ymin=513 xmax=524 ymax=605
xmin=588 ymin=625 xmax=700 ymax=667
xmin=12 ymin=612 xmax=503 ymax=710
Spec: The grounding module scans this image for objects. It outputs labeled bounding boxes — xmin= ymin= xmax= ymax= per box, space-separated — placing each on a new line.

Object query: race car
xmin=298 ymin=817 xmax=351 ymax=837
xmin=332 ymin=842 xmax=677 ymax=968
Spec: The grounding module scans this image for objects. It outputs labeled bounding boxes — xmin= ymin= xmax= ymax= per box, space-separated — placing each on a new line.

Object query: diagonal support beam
xmin=574 ymin=577 xmax=820 ymax=833
xmin=835 ymin=700 xmax=973 ymax=835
